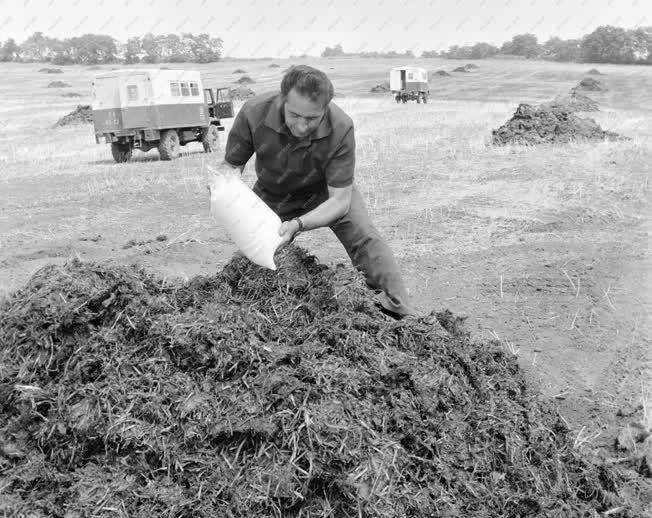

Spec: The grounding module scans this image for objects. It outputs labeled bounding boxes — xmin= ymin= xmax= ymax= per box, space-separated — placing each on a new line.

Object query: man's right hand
xmin=277 ymin=219 xmax=301 ymax=249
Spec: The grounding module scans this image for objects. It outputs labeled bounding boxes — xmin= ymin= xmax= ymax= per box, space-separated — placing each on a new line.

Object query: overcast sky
xmin=1 ymin=0 xmax=647 ymax=58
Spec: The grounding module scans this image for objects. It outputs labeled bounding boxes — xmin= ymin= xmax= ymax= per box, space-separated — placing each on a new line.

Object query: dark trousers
xmin=286 ymin=186 xmax=416 ymax=316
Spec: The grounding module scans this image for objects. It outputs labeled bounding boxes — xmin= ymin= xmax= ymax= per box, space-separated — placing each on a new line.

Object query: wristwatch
xmin=292 ymin=217 xmax=304 ymax=233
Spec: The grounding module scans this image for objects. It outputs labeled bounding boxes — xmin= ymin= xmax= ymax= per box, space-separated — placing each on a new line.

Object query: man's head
xmin=280 ymin=65 xmax=334 ymax=139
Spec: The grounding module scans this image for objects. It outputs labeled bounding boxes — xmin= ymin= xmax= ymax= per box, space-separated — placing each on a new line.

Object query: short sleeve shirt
xmin=224 ymin=91 xmax=355 ymax=218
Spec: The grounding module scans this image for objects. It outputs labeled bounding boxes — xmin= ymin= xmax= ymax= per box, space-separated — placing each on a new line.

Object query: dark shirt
xmin=224 ymin=91 xmax=355 ymax=219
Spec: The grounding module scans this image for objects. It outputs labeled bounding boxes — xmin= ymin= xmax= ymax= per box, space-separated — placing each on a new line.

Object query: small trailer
xmin=91 ymin=69 xmax=234 ymax=162
xmin=390 ymin=66 xmax=429 ymax=104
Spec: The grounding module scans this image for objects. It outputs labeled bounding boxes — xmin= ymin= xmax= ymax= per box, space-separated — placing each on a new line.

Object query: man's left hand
xmin=278 ymin=219 xmax=301 ymax=249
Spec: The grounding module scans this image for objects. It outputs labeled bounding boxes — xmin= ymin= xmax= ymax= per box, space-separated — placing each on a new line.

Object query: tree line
xmin=324 ymin=26 xmax=651 ymax=65
xmin=0 ymin=32 xmax=223 ymax=64
xmin=425 ymin=26 xmax=652 ymax=64
xmin=1 ymin=26 xmax=650 ymax=65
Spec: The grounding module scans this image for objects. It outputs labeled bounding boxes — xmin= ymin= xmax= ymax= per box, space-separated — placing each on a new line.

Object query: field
xmin=1 ymin=57 xmax=651 ymax=512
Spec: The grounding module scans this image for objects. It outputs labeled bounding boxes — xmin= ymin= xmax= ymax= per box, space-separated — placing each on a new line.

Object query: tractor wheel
xmin=158 ymin=129 xmax=180 ymax=160
xmin=111 ymin=142 xmax=132 ymax=163
xmin=201 ymin=125 xmax=220 ymax=153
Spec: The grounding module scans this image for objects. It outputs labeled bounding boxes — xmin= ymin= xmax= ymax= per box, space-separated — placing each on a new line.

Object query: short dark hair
xmin=280 ymin=65 xmax=334 ymax=107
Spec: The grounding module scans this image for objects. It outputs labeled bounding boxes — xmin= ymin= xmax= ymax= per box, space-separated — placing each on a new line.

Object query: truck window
xmin=407 ymin=73 xmax=414 ymax=80
xmin=190 ymin=82 xmax=199 ymax=96
xmin=127 ymin=85 xmax=138 ymax=101
xmin=170 ymin=82 xmax=180 ymax=96
xmin=180 ymin=82 xmax=190 ymax=96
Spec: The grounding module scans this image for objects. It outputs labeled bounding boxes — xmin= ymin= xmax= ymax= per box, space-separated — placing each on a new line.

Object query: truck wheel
xmin=202 ymin=125 xmax=219 ymax=153
xmin=395 ymin=95 xmax=401 ymax=103
xmin=416 ymin=95 xmax=421 ymax=104
xmin=422 ymin=93 xmax=428 ymax=104
xmin=111 ymin=142 xmax=132 ymax=163
xmin=158 ymin=129 xmax=180 ymax=160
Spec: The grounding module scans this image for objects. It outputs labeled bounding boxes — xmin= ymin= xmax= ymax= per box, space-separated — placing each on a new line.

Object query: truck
xmin=390 ymin=66 xmax=429 ymax=104
xmin=91 ymin=69 xmax=234 ymax=163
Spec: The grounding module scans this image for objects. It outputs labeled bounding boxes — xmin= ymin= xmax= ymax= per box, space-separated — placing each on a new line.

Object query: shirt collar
xmin=264 ymin=93 xmax=332 ymax=141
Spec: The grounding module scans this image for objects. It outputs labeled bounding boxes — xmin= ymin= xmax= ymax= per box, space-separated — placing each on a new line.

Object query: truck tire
xmin=422 ymin=93 xmax=428 ymax=104
xmin=158 ymin=129 xmax=180 ymax=160
xmin=416 ymin=95 xmax=421 ymax=104
xmin=202 ymin=125 xmax=219 ymax=153
xmin=111 ymin=142 xmax=132 ymax=163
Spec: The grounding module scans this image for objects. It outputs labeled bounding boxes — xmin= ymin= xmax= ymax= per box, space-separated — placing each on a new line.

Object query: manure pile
xmin=492 ymin=103 xmax=622 ymax=146
xmin=229 ymin=86 xmax=256 ymax=100
xmin=54 ymin=105 xmax=93 ymax=127
xmin=0 ymin=246 xmax=639 ymax=517
xmin=370 ymin=81 xmax=390 ymax=93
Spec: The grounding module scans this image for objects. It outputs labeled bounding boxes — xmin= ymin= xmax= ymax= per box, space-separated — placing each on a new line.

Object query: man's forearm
xmin=296 ymin=197 xmax=348 ymax=231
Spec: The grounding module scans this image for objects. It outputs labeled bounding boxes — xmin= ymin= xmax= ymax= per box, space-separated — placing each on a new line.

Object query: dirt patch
xmin=38 ymin=67 xmax=62 ymax=74
xmin=370 ymin=81 xmax=390 ymax=93
xmin=0 ymin=245 xmax=645 ymax=517
xmin=123 ymin=234 xmax=168 ymax=249
xmin=61 ymin=92 xmax=83 ymax=98
xmin=542 ymin=89 xmax=599 ymax=112
xmin=432 ymin=69 xmax=451 ymax=77
xmin=576 ymin=77 xmax=607 ymax=91
xmin=54 ymin=105 xmax=93 ymax=127
xmin=587 ymin=68 xmax=603 ymax=75
xmin=229 ymin=85 xmax=256 ymax=100
xmin=269 ymin=63 xmax=281 ymax=68
xmin=47 ymin=80 xmax=71 ymax=88
xmin=492 ymin=103 xmax=623 ymax=145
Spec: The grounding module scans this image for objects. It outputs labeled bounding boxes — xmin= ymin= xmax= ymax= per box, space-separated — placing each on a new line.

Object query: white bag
xmin=208 ymin=173 xmax=283 ymax=270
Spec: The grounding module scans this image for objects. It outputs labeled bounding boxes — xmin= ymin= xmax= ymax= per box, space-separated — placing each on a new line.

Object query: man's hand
xmin=278 ymin=219 xmax=301 ymax=249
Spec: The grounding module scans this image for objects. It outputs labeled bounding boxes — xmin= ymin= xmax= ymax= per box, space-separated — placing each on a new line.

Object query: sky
xmin=0 ymin=0 xmax=648 ymax=58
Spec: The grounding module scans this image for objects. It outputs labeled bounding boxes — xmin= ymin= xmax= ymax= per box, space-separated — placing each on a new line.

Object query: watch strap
xmin=293 ymin=217 xmax=304 ymax=232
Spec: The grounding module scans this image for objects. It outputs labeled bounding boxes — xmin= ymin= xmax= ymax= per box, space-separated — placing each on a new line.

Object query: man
xmin=218 ymin=65 xmax=416 ymax=319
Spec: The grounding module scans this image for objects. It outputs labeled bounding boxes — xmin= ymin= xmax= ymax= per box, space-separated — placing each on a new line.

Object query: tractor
xmin=91 ymin=69 xmax=234 ymax=162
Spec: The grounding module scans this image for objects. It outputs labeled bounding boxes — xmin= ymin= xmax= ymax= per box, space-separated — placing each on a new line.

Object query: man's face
xmin=283 ymin=88 xmax=326 ymax=139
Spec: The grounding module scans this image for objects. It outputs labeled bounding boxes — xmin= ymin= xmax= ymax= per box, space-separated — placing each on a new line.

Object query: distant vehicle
xmin=390 ymin=66 xmax=429 ymax=104
xmin=91 ymin=69 xmax=234 ymax=163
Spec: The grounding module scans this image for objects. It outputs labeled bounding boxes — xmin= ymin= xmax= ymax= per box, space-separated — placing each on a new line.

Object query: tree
xmin=321 ymin=44 xmax=344 ymax=57
xmin=470 ymin=42 xmax=499 ymax=59
xmin=581 ymin=26 xmax=628 ymax=63
xmin=542 ymin=37 xmax=582 ymax=62
xmin=0 ymin=38 xmax=19 ymax=62
xmin=421 ymin=50 xmax=439 ymax=58
xmin=502 ymin=33 xmax=540 ymax=58
xmin=124 ymin=36 xmax=142 ymax=64
xmin=73 ymin=34 xmax=118 ymax=64
xmin=441 ymin=45 xmax=472 ymax=59
xmin=141 ymin=33 xmax=162 ymax=63
xmin=19 ymin=31 xmax=58 ymax=61
xmin=632 ymin=27 xmax=652 ymax=63
xmin=579 ymin=25 xmax=651 ymax=63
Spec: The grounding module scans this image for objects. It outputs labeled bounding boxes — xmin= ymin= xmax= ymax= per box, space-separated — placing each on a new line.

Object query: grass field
xmin=0 ymin=57 xmax=650 ymax=503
